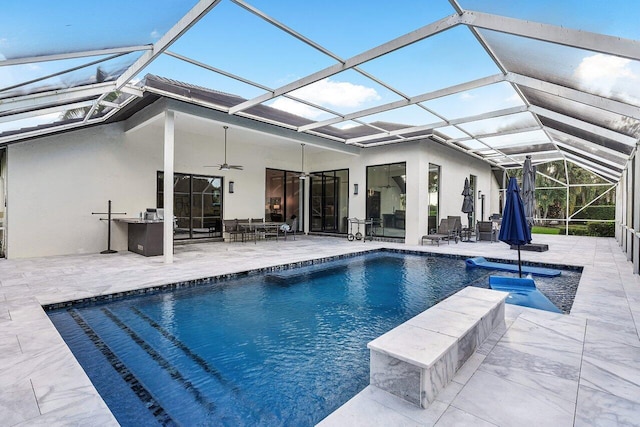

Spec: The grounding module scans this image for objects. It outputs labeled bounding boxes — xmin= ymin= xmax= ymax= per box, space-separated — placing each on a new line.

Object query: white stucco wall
xmin=6 ymin=121 xmax=305 ymax=258
xmin=6 ymin=116 xmax=498 ymax=258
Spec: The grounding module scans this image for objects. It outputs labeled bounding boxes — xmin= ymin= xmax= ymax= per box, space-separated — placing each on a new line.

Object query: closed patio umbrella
xmin=498 ymin=177 xmax=531 ymax=277
xmin=461 ymin=177 xmax=474 ymax=230
xmin=522 ymin=155 xmax=536 ymax=230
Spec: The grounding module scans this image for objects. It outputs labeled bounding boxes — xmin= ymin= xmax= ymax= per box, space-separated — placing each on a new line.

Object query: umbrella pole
xmin=518 ymin=245 xmax=522 ymax=278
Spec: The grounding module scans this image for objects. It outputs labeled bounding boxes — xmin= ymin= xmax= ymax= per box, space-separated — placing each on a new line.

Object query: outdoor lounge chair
xmin=447 ymin=216 xmax=462 ymax=241
xmin=421 ymin=218 xmax=459 ymax=246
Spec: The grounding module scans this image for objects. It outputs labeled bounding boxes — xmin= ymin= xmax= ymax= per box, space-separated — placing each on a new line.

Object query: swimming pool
xmin=47 ymin=251 xmax=580 ymax=426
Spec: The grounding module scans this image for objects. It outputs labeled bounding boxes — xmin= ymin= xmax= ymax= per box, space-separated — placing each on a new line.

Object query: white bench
xmin=367 ymin=286 xmax=508 ymax=408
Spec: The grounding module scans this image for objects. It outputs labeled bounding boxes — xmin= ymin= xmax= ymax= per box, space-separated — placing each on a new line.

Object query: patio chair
xmin=280 ymin=216 xmax=298 ymax=241
xmin=476 ymin=221 xmax=497 ymax=242
xmin=223 ymin=219 xmax=244 ymax=242
xmin=250 ymin=218 xmax=265 ymax=241
xmin=421 ymin=218 xmax=458 ymax=246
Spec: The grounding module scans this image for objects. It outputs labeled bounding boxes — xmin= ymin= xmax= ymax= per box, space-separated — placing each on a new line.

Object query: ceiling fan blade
xmin=229 ymin=165 xmax=244 ymax=170
xmin=204 ymin=164 xmax=222 ymax=168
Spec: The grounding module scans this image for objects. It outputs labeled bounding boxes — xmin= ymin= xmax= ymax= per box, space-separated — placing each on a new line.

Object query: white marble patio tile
xmin=435 ymin=406 xmax=498 ymax=427
xmin=0 ymin=331 xmax=22 ymax=358
xmin=0 ymin=379 xmax=41 ymax=426
xmin=454 ymin=286 xmax=508 ymax=303
xmin=31 ymin=375 xmax=106 ymax=417
xmin=359 ymin=385 xmax=450 ymax=425
xmin=479 ymin=343 xmax=580 ymax=403
xmin=14 ymin=402 xmax=119 ymax=427
xmin=496 ymin=317 xmax=584 ymax=366
xmin=452 ymin=370 xmax=575 ymax=427
xmin=406 ymin=308 xmax=479 ymax=338
xmin=585 ymin=319 xmax=640 ymax=348
xmin=0 ymin=302 xmax=11 ymax=321
xmin=575 ymin=384 xmax=640 ymax=427
xmin=433 ymin=296 xmax=500 ymax=319
xmin=570 ymin=301 xmax=635 ymax=328
xmin=0 ymin=235 xmax=637 ymax=425
xmin=315 ymin=386 xmax=424 ymax=427
xmin=518 ymin=308 xmax=587 ymax=329
xmin=368 ymin=324 xmax=457 ymax=369
xmin=580 ymin=346 xmax=640 ymax=405
xmin=433 ymin=379 xmax=463 ymax=405
xmin=452 ymin=353 xmax=486 ymax=386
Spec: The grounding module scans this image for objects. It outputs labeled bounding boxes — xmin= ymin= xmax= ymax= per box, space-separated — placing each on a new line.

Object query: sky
xmin=1 ymin=0 xmax=639 ymax=141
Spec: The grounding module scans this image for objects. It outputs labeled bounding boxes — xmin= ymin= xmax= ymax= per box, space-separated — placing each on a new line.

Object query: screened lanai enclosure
xmin=0 ymin=0 xmax=639 ymax=273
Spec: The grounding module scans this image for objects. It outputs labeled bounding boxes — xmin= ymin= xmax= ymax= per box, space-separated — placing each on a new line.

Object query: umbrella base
xmin=510 ymin=243 xmax=548 ymax=252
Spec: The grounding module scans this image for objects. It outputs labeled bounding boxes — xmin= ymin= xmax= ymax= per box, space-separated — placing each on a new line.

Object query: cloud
xmin=290 ymin=78 xmax=380 ymax=109
xmin=269 ymin=97 xmax=326 ymax=120
xmin=574 ymin=53 xmax=638 ymax=102
xmin=459 ymin=92 xmax=475 ymax=100
xmin=333 ymin=121 xmax=360 ymax=130
xmin=150 ymin=30 xmax=160 ymax=39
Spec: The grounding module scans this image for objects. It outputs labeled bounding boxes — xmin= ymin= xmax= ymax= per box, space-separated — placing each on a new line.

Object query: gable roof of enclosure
xmin=1 ymin=0 xmax=639 ymax=183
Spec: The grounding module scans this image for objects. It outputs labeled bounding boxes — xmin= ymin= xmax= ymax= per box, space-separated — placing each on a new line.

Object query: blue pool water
xmin=48 ymin=251 xmax=580 ymax=426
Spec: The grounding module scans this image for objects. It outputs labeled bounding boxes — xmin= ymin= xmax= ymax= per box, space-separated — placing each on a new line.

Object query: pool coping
xmin=42 ymin=248 xmax=581 ymax=312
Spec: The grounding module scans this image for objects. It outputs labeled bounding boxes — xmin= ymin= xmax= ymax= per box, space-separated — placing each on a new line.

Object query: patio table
xmin=238 ymin=221 xmax=282 ymax=243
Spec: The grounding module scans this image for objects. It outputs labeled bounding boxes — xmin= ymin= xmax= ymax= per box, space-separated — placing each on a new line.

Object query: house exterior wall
xmin=6 ymin=119 xmax=496 ymax=258
xmin=310 ymin=140 xmax=494 ymax=245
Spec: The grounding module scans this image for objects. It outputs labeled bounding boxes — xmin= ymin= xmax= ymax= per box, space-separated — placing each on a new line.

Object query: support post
xmin=163 ymin=110 xmax=175 ymax=264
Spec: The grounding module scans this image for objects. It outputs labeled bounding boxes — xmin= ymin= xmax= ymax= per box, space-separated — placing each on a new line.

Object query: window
xmin=310 ymin=169 xmax=349 ymax=233
xmin=366 ymin=162 xmax=406 ymax=238
xmin=157 ymin=172 xmax=223 ymax=240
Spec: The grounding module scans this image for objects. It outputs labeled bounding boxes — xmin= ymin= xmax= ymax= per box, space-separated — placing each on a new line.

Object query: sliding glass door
xmin=265 ymin=168 xmax=303 ymax=229
xmin=310 ymin=169 xmax=349 ymax=233
xmin=157 ymin=172 xmax=223 ymax=240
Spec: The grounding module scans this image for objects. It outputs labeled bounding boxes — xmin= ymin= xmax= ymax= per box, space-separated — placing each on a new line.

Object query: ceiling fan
xmin=205 ymin=126 xmax=243 ymax=171
xmin=295 ymin=143 xmax=320 ymax=180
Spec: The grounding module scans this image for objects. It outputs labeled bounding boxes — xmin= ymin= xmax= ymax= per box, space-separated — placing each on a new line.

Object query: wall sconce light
xmin=229 ymin=181 xmax=235 ymax=193
xmin=354 ymin=183 xmax=359 ymax=195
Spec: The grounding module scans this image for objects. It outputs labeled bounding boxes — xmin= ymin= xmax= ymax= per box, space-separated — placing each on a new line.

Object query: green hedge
xmin=567 ymin=223 xmax=615 ymax=237
xmin=587 ymin=222 xmax=615 ymax=237
xmin=572 ymin=205 xmax=615 ymax=220
xmin=568 ymin=225 xmax=588 ymax=236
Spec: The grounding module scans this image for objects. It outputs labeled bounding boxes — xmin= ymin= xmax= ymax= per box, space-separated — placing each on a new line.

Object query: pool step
xmin=67 ymin=309 xmax=177 ymax=426
xmin=77 ymin=306 xmax=270 ymax=425
xmin=77 ymin=308 xmax=217 ymax=423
